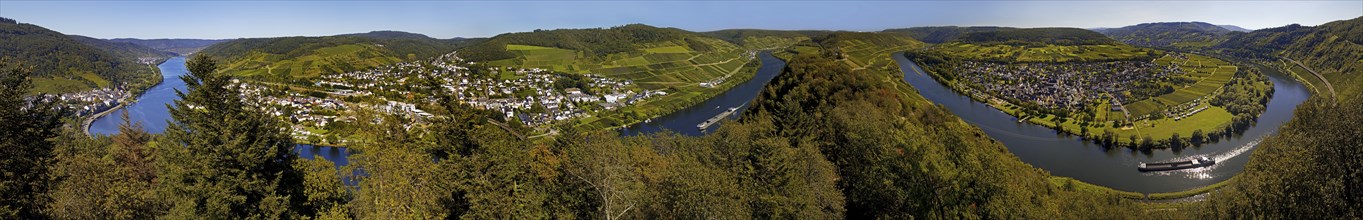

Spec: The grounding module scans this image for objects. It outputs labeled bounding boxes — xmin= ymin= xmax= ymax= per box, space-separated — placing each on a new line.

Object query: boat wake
xmin=1142 ymin=135 xmax=1267 ymax=179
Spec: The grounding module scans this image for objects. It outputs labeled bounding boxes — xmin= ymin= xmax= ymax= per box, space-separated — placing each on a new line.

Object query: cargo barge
xmin=697 ymin=105 xmax=742 ymax=131
xmin=1138 ymin=156 xmax=1215 ymax=172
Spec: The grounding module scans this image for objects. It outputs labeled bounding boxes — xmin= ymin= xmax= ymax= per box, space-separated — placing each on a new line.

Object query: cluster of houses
xmin=232 ymin=80 xmax=352 ymax=140
xmin=241 ymin=51 xmax=657 ymax=130
xmin=51 ymin=86 xmax=131 ymax=117
xmin=451 ymin=69 xmax=653 ymax=126
xmin=951 ymin=60 xmax=1184 ymax=111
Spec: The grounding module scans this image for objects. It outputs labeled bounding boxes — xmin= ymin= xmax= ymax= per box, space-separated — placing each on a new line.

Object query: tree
xmin=562 ymin=132 xmax=645 ymax=220
xmin=349 ymin=112 xmax=456 ymax=219
xmin=47 ymin=112 xmax=167 ymax=219
xmin=111 ymin=112 xmax=155 ymax=182
xmin=1191 ymin=129 xmax=1205 ymax=146
xmin=297 ymin=158 xmax=349 ymax=219
xmin=0 ymin=64 xmax=66 ymax=218
xmin=156 ymin=54 xmax=304 ymax=218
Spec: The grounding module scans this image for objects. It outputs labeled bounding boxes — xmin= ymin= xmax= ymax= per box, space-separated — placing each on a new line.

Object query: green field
xmin=836 ymin=38 xmax=925 ymax=69
xmin=28 ymin=71 xmax=116 ymax=94
xmin=219 ymin=43 xmax=404 ymax=79
xmin=30 ymin=76 xmax=94 ymax=94
xmin=740 ymin=36 xmax=811 ymax=50
xmin=1123 ymin=54 xmax=1234 ymax=117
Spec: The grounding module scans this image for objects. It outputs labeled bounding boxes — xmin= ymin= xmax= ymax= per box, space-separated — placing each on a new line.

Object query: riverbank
xmin=82 ymin=59 xmax=169 ymax=136
xmin=1049 ymin=175 xmax=1236 ymax=201
xmin=903 ymin=52 xmax=1271 ymax=149
xmin=893 ymin=51 xmax=1311 ymax=193
xmin=82 ymin=102 xmax=126 ymax=136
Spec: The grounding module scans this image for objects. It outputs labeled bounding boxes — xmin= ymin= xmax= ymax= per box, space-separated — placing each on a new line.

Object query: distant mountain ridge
xmin=954 ymin=27 xmax=1118 ymax=46
xmin=457 ymin=24 xmax=727 ymax=62
xmin=1 ymin=17 xmax=169 ymax=93
xmin=882 ymin=26 xmax=1016 ymax=44
xmin=1095 ymin=22 xmax=1233 ymax=48
xmin=1218 ymin=25 xmax=1252 ymax=32
xmin=71 ymin=36 xmax=176 ymax=60
xmin=338 ymin=30 xmax=435 ymax=40
xmin=108 ymin=38 xmax=229 ymax=55
xmin=883 ymin=26 xmax=1117 ymax=46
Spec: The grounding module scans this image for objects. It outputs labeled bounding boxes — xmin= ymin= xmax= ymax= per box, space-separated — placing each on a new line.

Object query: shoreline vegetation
xmin=1050 ymin=175 xmax=1238 ymax=201
xmin=903 ymin=50 xmax=1274 ymax=150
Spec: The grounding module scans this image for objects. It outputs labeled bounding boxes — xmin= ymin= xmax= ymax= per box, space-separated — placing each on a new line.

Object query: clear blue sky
xmin=1 ymin=1 xmax=1359 ymax=39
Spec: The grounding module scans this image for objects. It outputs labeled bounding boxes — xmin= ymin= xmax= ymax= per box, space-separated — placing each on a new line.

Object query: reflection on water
xmin=1142 ymin=135 xmax=1265 ymax=180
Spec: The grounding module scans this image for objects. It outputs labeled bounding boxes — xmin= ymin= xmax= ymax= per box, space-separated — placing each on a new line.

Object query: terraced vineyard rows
xmin=1122 ymin=54 xmax=1235 ymax=117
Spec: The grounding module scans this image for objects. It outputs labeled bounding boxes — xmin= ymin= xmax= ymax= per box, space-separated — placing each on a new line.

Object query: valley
xmin=1 ymin=2 xmax=1361 ymax=218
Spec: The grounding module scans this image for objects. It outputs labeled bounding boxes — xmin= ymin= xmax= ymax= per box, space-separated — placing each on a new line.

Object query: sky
xmin=1 ymin=1 xmax=1359 ymax=39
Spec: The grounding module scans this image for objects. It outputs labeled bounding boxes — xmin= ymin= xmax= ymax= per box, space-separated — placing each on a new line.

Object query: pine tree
xmin=0 ymin=64 xmax=66 ymax=218
xmin=156 ymin=54 xmax=304 ymax=218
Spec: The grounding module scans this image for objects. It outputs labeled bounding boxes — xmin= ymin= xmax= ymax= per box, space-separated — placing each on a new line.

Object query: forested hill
xmin=881 ymin=26 xmax=1015 ymax=44
xmin=0 ymin=17 xmax=168 ymax=93
xmin=1219 ymin=25 xmax=1253 ymax=32
xmin=1095 ymin=22 xmax=1234 ymax=48
xmin=197 ymin=31 xmax=474 ymax=80
xmin=732 ymin=37 xmax=1141 ymax=218
xmin=449 ymin=24 xmax=766 ymax=96
xmin=69 ymin=35 xmax=175 ymax=61
xmin=457 ymin=24 xmax=734 ymax=62
xmin=1200 ymin=16 xmax=1363 ymax=219
xmin=954 ymin=27 xmax=1119 ymax=46
xmin=1214 ymin=16 xmax=1363 ymax=87
xmin=108 ymin=38 xmax=229 ymax=55
xmin=337 ymin=30 xmax=440 ymax=40
xmin=700 ymin=29 xmax=826 ymax=42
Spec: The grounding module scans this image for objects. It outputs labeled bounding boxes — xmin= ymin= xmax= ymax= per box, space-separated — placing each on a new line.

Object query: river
xmin=87 ymin=57 xmax=350 ymax=165
xmin=95 ymin=51 xmax=1306 ymax=193
xmin=619 ymin=51 xmax=786 ymax=136
xmin=891 ymin=52 xmax=1310 ymax=193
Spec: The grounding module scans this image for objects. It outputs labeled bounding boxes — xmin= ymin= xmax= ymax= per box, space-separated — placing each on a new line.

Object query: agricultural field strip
xmin=1122 ymin=56 xmax=1234 ymax=117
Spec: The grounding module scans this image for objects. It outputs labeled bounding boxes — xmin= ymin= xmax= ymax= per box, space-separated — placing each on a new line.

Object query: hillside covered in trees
xmin=2 ymin=39 xmax=1149 ymax=218
xmin=882 ymin=26 xmax=1016 ymax=44
xmin=457 ymin=24 xmax=732 ymax=62
xmin=108 ymin=38 xmax=229 ymax=55
xmin=1198 ymin=17 xmax=1363 ymax=218
xmin=4 ymin=15 xmax=1363 ymax=219
xmin=197 ymin=31 xmax=477 ymax=81
xmin=1095 ymin=22 xmax=1235 ymax=49
xmin=953 ymin=27 xmax=1119 ymax=46
xmin=0 ymin=17 xmax=170 ymax=93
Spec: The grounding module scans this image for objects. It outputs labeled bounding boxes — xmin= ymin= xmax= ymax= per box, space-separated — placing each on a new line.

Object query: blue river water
xmin=891 ymin=52 xmax=1310 ymax=193
xmin=619 ymin=51 xmax=786 ymax=136
xmin=92 ymin=50 xmax=1308 ymax=193
xmin=87 ymin=57 xmax=349 ymax=165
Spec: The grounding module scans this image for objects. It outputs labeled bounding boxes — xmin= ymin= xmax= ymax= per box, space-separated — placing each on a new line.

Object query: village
xmin=47 ymin=86 xmax=132 ymax=117
xmin=950 ymin=60 xmax=1186 ymax=111
xmin=233 ymin=52 xmax=657 ymax=141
